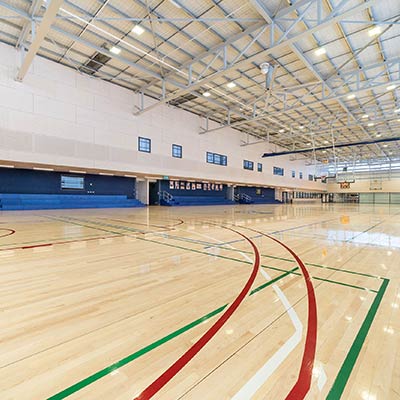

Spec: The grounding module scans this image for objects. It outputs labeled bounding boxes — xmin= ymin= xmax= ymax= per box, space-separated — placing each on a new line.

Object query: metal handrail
xmin=160 ymin=191 xmax=174 ymax=202
xmin=240 ymin=193 xmax=252 ymax=201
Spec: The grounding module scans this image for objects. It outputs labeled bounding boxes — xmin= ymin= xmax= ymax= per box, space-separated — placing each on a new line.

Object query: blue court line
xmin=204 ymin=217 xmax=338 ymax=249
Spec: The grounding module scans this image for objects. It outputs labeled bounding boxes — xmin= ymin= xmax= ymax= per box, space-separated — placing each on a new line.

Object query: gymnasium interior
xmin=0 ymin=1 xmax=399 ymax=399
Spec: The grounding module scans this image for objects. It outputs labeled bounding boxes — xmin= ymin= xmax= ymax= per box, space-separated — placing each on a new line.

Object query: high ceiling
xmin=0 ymin=0 xmax=399 ymax=166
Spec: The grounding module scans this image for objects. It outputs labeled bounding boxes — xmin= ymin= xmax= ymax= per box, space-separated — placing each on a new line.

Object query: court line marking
xmin=217 ymin=224 xmax=317 ymax=399
xmin=0 ymin=228 xmax=16 ymax=238
xmin=0 ymin=234 xmax=122 ymax=251
xmin=204 ymin=217 xmax=338 ymax=249
xmin=195 ymin=227 xmax=303 ymax=400
xmin=40 ymin=215 xmax=382 ymax=295
xmin=326 ymin=278 xmax=389 ymax=399
xmin=133 ymin=225 xmax=261 ymax=399
xmin=47 ymin=215 xmax=382 ymax=293
xmin=49 ymin=214 xmax=385 ymax=280
xmin=47 ymin=269 xmax=296 ymax=400
xmin=232 ymin=280 xmax=303 ymax=399
xmin=40 ymin=218 xmax=389 ymax=400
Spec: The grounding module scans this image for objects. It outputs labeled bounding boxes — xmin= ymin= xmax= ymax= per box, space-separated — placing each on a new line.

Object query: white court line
xmin=232 ymin=267 xmax=303 ymax=399
xmin=61 ymin=217 xmax=303 ymax=397
xmin=190 ymin=229 xmax=303 ymax=399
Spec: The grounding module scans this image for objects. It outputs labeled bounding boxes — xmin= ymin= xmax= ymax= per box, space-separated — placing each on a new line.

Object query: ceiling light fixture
xmin=203 ymin=91 xmax=211 ymax=97
xmin=227 ymin=82 xmax=236 ymax=89
xmin=259 ymin=62 xmax=270 ymax=74
xmin=368 ymin=26 xmax=381 ymax=36
xmin=315 ymin=47 xmax=326 ymax=56
xmin=132 ymin=25 xmax=145 ymax=35
xmin=362 ymin=114 xmax=369 ymax=119
xmin=394 ymin=108 xmax=400 ymax=113
xmin=109 ymin=46 xmax=121 ymax=55
xmin=387 ymin=84 xmax=396 ymax=91
xmin=299 ymin=125 xmax=304 ymax=129
xmin=279 ymin=129 xmax=285 ymax=133
xmin=368 ymin=122 xmax=374 ymax=127
xmin=347 ymin=94 xmax=356 ymax=99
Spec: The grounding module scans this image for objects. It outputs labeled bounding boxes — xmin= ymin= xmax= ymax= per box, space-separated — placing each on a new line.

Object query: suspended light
xmin=368 ymin=26 xmax=381 ymax=36
xmin=315 ymin=47 xmax=326 ymax=56
xmin=110 ymin=46 xmax=121 ymax=55
xmin=132 ymin=25 xmax=145 ymax=35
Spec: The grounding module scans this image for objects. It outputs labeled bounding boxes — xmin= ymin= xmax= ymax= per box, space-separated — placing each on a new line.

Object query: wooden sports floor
xmin=0 ymin=203 xmax=399 ymax=400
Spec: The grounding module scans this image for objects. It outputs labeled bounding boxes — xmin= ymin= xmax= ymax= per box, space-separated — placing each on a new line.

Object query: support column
xmin=227 ymin=185 xmax=235 ymax=201
xmin=136 ymin=179 xmax=149 ymax=205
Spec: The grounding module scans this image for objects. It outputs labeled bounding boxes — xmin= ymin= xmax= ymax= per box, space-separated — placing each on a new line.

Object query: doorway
xmin=149 ymin=181 xmax=159 ymax=205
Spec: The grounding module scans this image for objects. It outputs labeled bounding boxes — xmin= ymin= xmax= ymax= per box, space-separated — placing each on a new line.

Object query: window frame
xmin=206 ymin=151 xmax=228 ymax=166
xmin=172 ymin=144 xmax=182 ymax=158
xmin=273 ymin=166 xmax=284 ymax=176
xmin=257 ymin=163 xmax=263 ymax=172
xmin=138 ymin=136 xmax=151 ymax=153
xmin=243 ymin=160 xmax=254 ymax=170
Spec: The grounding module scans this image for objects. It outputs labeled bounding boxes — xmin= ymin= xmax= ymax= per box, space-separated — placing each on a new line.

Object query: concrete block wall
xmin=0 ymin=42 xmax=326 ymax=191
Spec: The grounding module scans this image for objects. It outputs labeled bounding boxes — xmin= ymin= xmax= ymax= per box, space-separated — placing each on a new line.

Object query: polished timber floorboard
xmin=0 ymin=203 xmax=399 ymax=400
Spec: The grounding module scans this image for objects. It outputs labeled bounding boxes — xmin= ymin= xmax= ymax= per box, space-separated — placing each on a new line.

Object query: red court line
xmin=243 ymin=226 xmax=317 ymax=400
xmin=134 ymin=226 xmax=260 ymax=400
xmin=0 ymin=228 xmax=16 ymax=239
xmin=0 ymin=234 xmax=122 ymax=252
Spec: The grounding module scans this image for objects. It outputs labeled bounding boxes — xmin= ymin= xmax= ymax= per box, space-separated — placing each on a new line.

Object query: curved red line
xmin=242 ymin=226 xmax=317 ymax=399
xmin=0 ymin=229 xmax=16 ymax=239
xmin=134 ymin=226 xmax=260 ymax=400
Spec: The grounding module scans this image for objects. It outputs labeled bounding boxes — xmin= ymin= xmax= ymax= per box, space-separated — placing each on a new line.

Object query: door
xmin=149 ymin=181 xmax=159 ymax=205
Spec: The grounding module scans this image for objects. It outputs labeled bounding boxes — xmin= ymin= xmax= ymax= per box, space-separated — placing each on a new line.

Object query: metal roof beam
xmin=250 ymin=0 xmax=387 ymax=158
xmin=134 ymin=0 xmax=377 ymax=115
xmin=15 ymin=0 xmax=63 ymax=81
xmin=15 ymin=0 xmax=43 ymax=49
xmin=262 ymin=137 xmax=400 ymax=157
xmin=200 ymin=56 xmax=400 ymax=133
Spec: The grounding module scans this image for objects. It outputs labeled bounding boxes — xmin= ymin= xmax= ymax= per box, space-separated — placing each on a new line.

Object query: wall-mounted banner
xmin=168 ymin=180 xmax=224 ymax=192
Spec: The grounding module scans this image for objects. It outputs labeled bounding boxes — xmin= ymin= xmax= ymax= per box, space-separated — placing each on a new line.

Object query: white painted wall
xmin=0 ymin=43 xmax=325 ymax=191
xmin=327 ymin=177 xmax=400 ymax=193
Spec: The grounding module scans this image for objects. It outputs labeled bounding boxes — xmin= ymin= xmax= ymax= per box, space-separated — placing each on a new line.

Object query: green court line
xmin=311 ymin=277 xmax=378 ymax=293
xmin=43 ymin=217 xmax=386 ymax=400
xmin=47 ymin=268 xmax=297 ymax=400
xmin=326 ymin=278 xmax=389 ymax=399
xmin=47 ymin=215 xmax=384 ymax=280
xmin=45 ymin=216 xmax=379 ymax=293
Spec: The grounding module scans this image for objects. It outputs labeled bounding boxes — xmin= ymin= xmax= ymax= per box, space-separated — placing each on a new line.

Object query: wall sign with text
xmin=168 ymin=180 xmax=224 ymax=192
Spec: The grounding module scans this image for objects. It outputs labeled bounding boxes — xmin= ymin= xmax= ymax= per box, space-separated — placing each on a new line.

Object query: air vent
xmin=80 ymin=51 xmax=111 ymax=75
xmin=169 ymin=93 xmax=197 ymax=106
